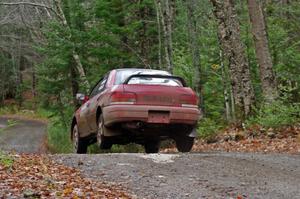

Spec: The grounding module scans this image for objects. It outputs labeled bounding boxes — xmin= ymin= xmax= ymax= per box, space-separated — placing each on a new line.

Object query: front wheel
xmin=175 ymin=136 xmax=194 ymax=152
xmin=72 ymin=124 xmax=88 ymax=154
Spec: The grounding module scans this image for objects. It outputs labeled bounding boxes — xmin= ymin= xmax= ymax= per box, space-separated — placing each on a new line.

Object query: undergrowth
xmin=247 ymin=101 xmax=300 ymax=129
xmin=0 ymin=151 xmax=14 ymax=168
xmin=197 ymin=118 xmax=224 ymax=141
xmin=47 ymin=118 xmax=73 ymax=153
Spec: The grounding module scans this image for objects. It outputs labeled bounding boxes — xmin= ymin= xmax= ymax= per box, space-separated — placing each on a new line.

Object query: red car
xmin=71 ymin=68 xmax=200 ymax=153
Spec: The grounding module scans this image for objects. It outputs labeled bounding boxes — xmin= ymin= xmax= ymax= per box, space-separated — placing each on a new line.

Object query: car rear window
xmin=127 ymin=76 xmax=182 ymax=86
xmin=115 ymin=69 xmax=171 ymax=85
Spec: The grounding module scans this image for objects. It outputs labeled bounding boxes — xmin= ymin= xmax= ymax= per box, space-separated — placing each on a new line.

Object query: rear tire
xmin=97 ymin=115 xmax=112 ymax=150
xmin=144 ymin=140 xmax=160 ymax=153
xmin=175 ymin=136 xmax=194 ymax=153
xmin=72 ymin=124 xmax=88 ymax=154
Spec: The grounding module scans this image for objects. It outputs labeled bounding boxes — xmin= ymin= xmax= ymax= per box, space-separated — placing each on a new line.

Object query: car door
xmin=86 ymin=74 xmax=109 ymax=132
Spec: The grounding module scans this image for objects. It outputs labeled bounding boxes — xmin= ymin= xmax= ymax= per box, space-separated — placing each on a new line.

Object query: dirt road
xmin=54 ymin=153 xmax=300 ymax=199
xmin=1 ymin=117 xmax=300 ymax=198
xmin=0 ymin=117 xmax=47 ymax=153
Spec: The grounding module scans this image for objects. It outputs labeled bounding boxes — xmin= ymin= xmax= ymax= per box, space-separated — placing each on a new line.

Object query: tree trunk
xmin=185 ymin=0 xmax=204 ymax=114
xmin=247 ymin=0 xmax=277 ymax=102
xmin=154 ymin=0 xmax=162 ymax=68
xmin=220 ymin=49 xmax=232 ymax=121
xmin=32 ymin=64 xmax=37 ymax=97
xmin=157 ymin=0 xmax=174 ymax=73
xmin=70 ymin=64 xmax=79 ymax=108
xmin=211 ymin=0 xmax=255 ymax=119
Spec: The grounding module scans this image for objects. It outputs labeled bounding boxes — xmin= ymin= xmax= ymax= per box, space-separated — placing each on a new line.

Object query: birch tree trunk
xmin=185 ymin=0 xmax=204 ymax=113
xmin=220 ymin=50 xmax=232 ymax=121
xmin=154 ymin=0 xmax=162 ymax=68
xmin=247 ymin=0 xmax=278 ymax=102
xmin=54 ymin=0 xmax=90 ymax=93
xmin=211 ymin=0 xmax=255 ymax=119
xmin=157 ymin=0 xmax=174 ymax=73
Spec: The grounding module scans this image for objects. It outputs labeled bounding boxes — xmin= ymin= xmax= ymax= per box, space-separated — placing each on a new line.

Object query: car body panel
xmin=103 ymin=104 xmax=200 ymax=127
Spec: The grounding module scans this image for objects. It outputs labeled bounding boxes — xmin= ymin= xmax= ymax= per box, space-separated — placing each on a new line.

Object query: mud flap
xmin=103 ymin=125 xmax=122 ymax=137
xmin=188 ymin=128 xmax=197 ymax=138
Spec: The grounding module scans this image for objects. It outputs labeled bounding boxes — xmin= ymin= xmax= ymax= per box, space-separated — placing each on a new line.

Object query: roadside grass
xmin=47 ymin=119 xmax=73 ymax=153
xmin=0 ymin=119 xmax=18 ymax=134
xmin=0 ymin=105 xmax=50 ymax=122
xmin=7 ymin=119 xmax=18 ymax=128
xmin=0 ymin=151 xmax=14 ymax=168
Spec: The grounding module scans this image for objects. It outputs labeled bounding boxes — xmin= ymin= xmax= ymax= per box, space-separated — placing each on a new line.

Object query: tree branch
xmin=0 ymin=2 xmax=51 ymax=9
xmin=0 ymin=2 xmax=62 ymax=21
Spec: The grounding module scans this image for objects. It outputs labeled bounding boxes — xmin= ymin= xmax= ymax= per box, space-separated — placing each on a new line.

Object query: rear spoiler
xmin=123 ymin=74 xmax=187 ymax=87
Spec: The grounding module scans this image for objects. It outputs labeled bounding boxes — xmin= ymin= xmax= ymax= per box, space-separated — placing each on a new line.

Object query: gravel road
xmin=0 ymin=117 xmax=47 ymax=153
xmin=1 ymin=117 xmax=299 ymax=198
xmin=54 ymin=153 xmax=300 ymax=199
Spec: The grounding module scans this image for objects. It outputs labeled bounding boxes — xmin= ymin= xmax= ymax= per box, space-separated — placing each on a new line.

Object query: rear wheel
xmin=144 ymin=140 xmax=160 ymax=153
xmin=72 ymin=124 xmax=88 ymax=154
xmin=175 ymin=136 xmax=194 ymax=152
xmin=97 ymin=115 xmax=112 ymax=150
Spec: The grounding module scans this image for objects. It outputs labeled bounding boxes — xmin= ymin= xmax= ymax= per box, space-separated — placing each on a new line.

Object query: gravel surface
xmin=0 ymin=117 xmax=47 ymax=153
xmin=54 ymin=153 xmax=300 ymax=199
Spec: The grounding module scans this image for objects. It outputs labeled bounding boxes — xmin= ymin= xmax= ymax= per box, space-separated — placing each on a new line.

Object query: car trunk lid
xmin=123 ymin=84 xmax=195 ymax=107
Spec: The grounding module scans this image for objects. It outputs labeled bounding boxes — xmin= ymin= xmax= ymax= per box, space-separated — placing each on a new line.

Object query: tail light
xmin=109 ymin=92 xmax=137 ymax=105
xmin=180 ymin=94 xmax=198 ymax=108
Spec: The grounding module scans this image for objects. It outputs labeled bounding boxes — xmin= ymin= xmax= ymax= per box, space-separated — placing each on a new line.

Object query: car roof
xmin=114 ymin=68 xmax=171 ymax=74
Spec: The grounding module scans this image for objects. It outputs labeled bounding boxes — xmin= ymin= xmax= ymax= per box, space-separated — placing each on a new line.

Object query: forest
xmin=0 ymin=0 xmax=299 ymax=153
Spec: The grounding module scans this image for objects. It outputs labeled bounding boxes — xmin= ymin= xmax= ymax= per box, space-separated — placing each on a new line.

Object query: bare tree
xmin=248 ymin=0 xmax=278 ymax=102
xmin=0 ymin=0 xmax=53 ymax=103
xmin=211 ymin=0 xmax=255 ymax=119
xmin=0 ymin=0 xmax=90 ymax=97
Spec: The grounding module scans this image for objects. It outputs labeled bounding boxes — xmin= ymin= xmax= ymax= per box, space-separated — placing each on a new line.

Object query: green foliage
xmin=0 ymin=53 xmax=16 ymax=104
xmin=197 ymin=118 xmax=224 ymax=140
xmin=0 ymin=151 xmax=14 ymax=168
xmin=267 ymin=2 xmax=300 ymax=102
xmin=47 ymin=117 xmax=73 ymax=153
xmin=247 ymin=101 xmax=300 ymax=128
xmin=7 ymin=119 xmax=18 ymax=128
xmin=0 ymin=106 xmax=19 ymax=115
xmin=0 ymin=106 xmax=52 ymax=121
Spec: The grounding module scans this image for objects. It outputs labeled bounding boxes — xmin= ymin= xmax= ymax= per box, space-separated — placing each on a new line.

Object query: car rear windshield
xmin=127 ymin=76 xmax=182 ymax=86
xmin=115 ymin=69 xmax=174 ymax=85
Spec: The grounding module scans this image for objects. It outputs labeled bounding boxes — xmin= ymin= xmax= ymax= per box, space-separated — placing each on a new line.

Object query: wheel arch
xmin=71 ymin=117 xmax=77 ymax=140
xmin=96 ymin=106 xmax=102 ymax=125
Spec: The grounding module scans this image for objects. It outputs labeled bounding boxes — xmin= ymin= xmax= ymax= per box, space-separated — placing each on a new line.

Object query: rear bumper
xmin=103 ymin=104 xmax=201 ymax=126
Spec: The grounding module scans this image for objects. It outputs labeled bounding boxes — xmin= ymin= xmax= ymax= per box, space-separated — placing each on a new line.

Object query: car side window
xmin=98 ymin=78 xmax=107 ymax=92
xmin=90 ymin=75 xmax=108 ymax=98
